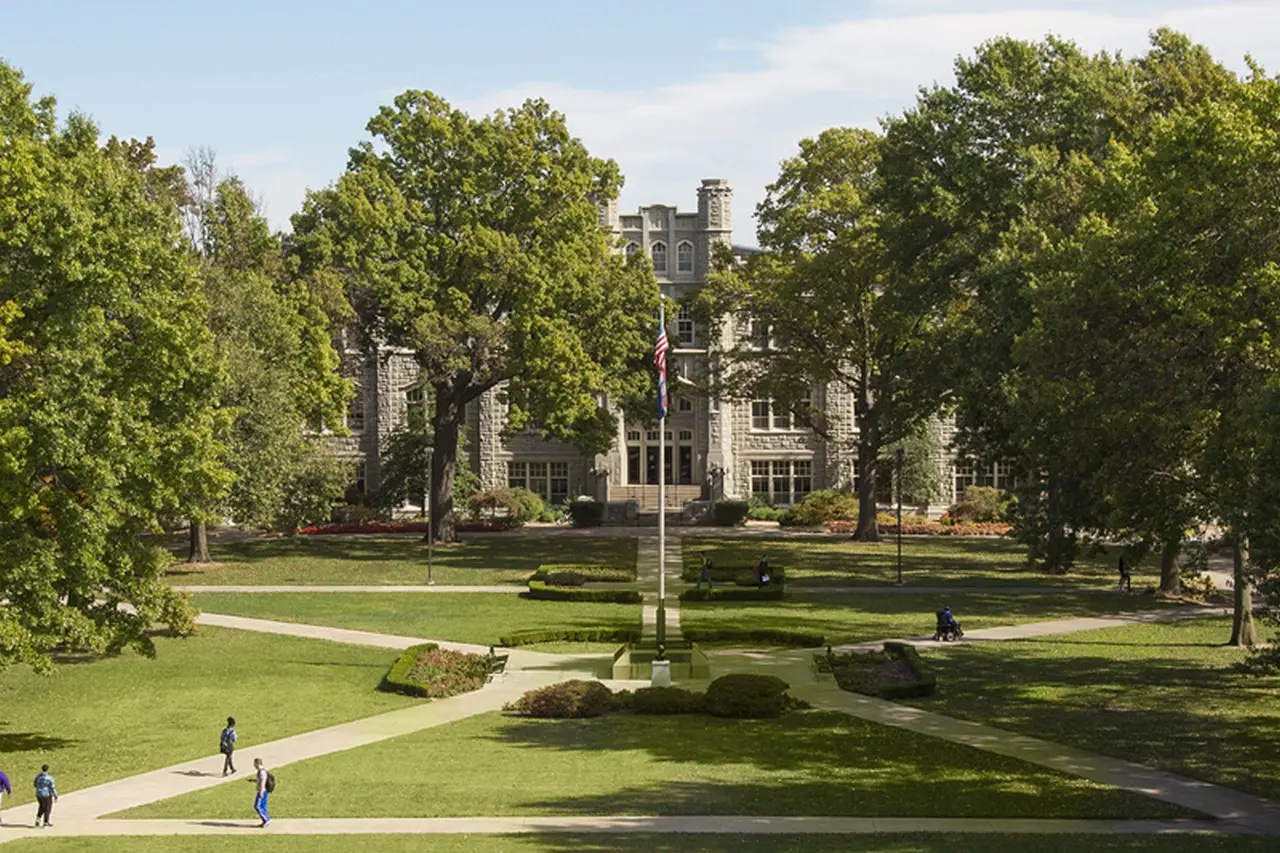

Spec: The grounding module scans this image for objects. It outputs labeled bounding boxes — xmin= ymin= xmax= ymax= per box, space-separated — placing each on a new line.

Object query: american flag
xmin=654 ymin=318 xmax=670 ymax=420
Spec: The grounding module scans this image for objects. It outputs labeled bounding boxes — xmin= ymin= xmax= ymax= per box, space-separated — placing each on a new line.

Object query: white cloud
xmin=462 ymin=1 xmax=1280 ymax=245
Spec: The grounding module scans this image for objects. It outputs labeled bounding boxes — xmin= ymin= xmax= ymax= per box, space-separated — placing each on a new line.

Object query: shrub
xmin=877 ymin=641 xmax=937 ymax=699
xmin=712 ymin=500 xmax=751 ymax=526
xmin=623 ymin=686 xmax=705 ymax=714
xmin=509 ymin=487 xmax=547 ymax=524
xmin=526 ymin=581 xmax=642 ymax=603
xmin=746 ymin=500 xmax=786 ymax=522
xmin=680 ymin=585 xmax=784 ymax=602
xmin=566 ymin=499 xmax=604 ymax=528
xmin=381 ymin=643 xmax=490 ymax=698
xmin=680 ymin=561 xmax=786 ymax=584
xmin=704 ymin=673 xmax=794 ymax=719
xmin=779 ymin=490 xmax=859 ymax=527
xmin=506 ymin=679 xmax=616 ymax=718
xmin=530 ymin=564 xmax=636 ymax=584
xmin=681 ymin=627 xmax=824 ymax=647
xmin=947 ymin=486 xmax=1012 ymax=523
xmin=468 ymin=488 xmax=522 ymax=524
xmin=499 ymin=627 xmax=640 ymax=647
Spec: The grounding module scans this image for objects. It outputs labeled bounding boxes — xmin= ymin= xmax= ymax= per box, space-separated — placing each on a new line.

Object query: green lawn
xmin=5 ymin=836 xmax=1275 ymax=853
xmin=0 ymin=628 xmax=414 ymax=807
xmin=902 ymin=616 xmax=1280 ymax=801
xmin=685 ymin=536 xmax=1157 ymax=589
xmin=191 ymin=593 xmax=641 ymax=646
xmin=681 ymin=593 xmax=1183 ymax=646
xmin=120 ymin=710 xmax=1192 ymax=820
xmin=166 ymin=534 xmax=638 ymax=586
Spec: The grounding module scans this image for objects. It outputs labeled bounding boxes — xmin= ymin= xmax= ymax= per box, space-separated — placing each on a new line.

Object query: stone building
xmin=335 ymin=179 xmax=1008 ymax=518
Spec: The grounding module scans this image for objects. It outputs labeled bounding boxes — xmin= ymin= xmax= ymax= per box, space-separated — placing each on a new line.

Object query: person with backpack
xmin=252 ymin=757 xmax=273 ymax=827
xmin=33 ymin=765 xmax=57 ymax=827
xmin=0 ymin=767 xmax=11 ymax=823
xmin=220 ymin=717 xmax=238 ymax=776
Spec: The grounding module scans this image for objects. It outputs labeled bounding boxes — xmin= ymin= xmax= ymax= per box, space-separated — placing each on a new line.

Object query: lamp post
xmin=426 ymin=445 xmax=435 ymax=586
xmin=895 ymin=447 xmax=904 ymax=587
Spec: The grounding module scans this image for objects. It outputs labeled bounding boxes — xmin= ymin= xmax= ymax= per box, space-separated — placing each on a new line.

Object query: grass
xmin=0 ymin=628 xmax=414 ymax=807
xmin=5 ymin=837 xmax=1276 ymax=853
xmin=902 ymin=616 xmax=1280 ymax=801
xmin=681 ymin=593 xmax=1184 ymax=646
xmin=165 ymin=534 xmax=638 ymax=586
xmin=191 ymin=593 xmax=641 ymax=646
xmin=685 ymin=536 xmax=1158 ymax=590
xmin=120 ymin=710 xmax=1193 ymax=820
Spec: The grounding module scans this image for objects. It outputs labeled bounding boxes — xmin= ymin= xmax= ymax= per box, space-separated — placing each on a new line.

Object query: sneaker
xmin=260 ymin=819 xmax=271 ymax=828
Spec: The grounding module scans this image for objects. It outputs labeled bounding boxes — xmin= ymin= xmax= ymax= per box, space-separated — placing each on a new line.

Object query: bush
xmin=680 ymin=585 xmax=784 ymax=602
xmin=506 ymin=679 xmax=616 ymax=718
xmin=499 ymin=627 xmax=640 ymax=647
xmin=877 ymin=642 xmax=938 ymax=699
xmin=530 ymin=564 xmax=636 ymax=585
xmin=526 ymin=581 xmax=642 ymax=603
xmin=381 ymin=643 xmax=491 ymax=698
xmin=947 ymin=486 xmax=1012 ymax=523
xmin=622 ymin=686 xmax=705 ymax=714
xmin=468 ymin=488 xmax=523 ymax=524
xmin=566 ymin=499 xmax=604 ymax=528
xmin=779 ymin=490 xmax=859 ymax=527
xmin=680 ymin=562 xmax=786 ymax=584
xmin=509 ymin=487 xmax=547 ymax=524
xmin=704 ymin=673 xmax=794 ymax=719
xmin=746 ymin=499 xmax=786 ymax=522
xmin=681 ymin=627 xmax=824 ymax=647
xmin=712 ymin=500 xmax=751 ymax=526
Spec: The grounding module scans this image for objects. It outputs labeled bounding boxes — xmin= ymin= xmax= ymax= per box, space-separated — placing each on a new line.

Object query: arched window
xmin=676 ymin=241 xmax=694 ymax=273
xmin=624 ymin=241 xmax=638 ymax=258
xmin=651 ymin=241 xmax=667 ymax=272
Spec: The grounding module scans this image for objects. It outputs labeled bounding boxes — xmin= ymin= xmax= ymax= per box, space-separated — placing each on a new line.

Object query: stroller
xmin=933 ymin=608 xmax=964 ymax=642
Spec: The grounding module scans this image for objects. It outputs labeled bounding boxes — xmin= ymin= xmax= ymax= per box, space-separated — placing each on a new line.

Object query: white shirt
xmin=256 ymin=767 xmax=268 ymax=793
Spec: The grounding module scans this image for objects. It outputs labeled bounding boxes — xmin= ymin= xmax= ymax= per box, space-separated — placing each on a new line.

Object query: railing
xmin=608 ymin=484 xmax=702 ymax=510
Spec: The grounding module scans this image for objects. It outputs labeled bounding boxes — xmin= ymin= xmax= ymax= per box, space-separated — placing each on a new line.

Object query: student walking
xmin=252 ymin=758 xmax=271 ymax=827
xmin=0 ymin=767 xmax=10 ymax=823
xmin=220 ymin=717 xmax=238 ymax=776
xmin=1118 ymin=555 xmax=1132 ymax=592
xmin=696 ymin=555 xmax=714 ymax=591
xmin=33 ymin=765 xmax=57 ymax=828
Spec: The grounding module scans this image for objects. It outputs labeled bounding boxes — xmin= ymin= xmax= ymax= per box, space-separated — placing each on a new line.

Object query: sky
xmin=5 ymin=0 xmax=1280 ymax=239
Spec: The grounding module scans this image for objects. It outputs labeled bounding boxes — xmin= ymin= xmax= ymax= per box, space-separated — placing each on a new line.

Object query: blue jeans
xmin=254 ymin=791 xmax=269 ymax=823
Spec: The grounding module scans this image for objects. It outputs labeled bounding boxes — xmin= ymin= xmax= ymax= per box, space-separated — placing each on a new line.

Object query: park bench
xmin=486 ymin=645 xmax=510 ymax=682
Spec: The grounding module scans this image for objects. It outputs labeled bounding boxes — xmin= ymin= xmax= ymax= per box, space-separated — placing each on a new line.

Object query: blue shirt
xmin=0 ymin=770 xmax=11 ymax=794
xmin=33 ymin=772 xmax=56 ymax=798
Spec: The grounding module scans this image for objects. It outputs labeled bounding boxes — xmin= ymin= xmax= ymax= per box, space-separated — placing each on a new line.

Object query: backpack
xmin=220 ymin=729 xmax=235 ymax=754
xmin=265 ymin=772 xmax=276 ymax=793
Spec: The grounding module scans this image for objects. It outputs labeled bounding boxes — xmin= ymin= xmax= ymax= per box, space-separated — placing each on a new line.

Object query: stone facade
xmin=340 ymin=179 xmax=981 ymax=516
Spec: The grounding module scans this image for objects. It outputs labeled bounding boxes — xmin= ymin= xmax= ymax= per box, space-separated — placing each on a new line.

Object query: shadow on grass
xmin=0 ymin=730 xmax=79 ymax=751
xmin=504 ymin=834 xmax=1274 ymax=853
xmin=478 ymin=712 xmax=1186 ymax=820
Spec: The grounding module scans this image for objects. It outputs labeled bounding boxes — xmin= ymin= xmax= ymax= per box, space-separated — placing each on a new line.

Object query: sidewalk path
xmin=0 ymin=815 xmax=1236 ymax=841
xmin=179 ymin=584 xmax=524 ymax=594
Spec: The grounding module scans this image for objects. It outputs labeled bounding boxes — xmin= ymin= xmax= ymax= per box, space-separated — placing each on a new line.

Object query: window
xmin=747 ymin=317 xmax=771 ymax=348
xmin=646 ymin=430 xmax=660 ymax=442
xmin=626 ymin=430 xmax=641 ymax=442
xmin=751 ymin=400 xmax=771 ymax=430
xmin=354 ymin=461 xmax=367 ymax=495
xmin=346 ymin=389 xmax=365 ymax=433
xmin=676 ymin=241 xmax=694 ymax=273
xmin=508 ymin=461 xmax=569 ymax=504
xmin=678 ymin=430 xmax=693 ymax=442
xmin=624 ymin=242 xmax=638 ymax=258
xmin=651 ymin=241 xmax=667 ymax=272
xmin=677 ymin=397 xmax=694 ymax=413
xmin=750 ymin=459 xmax=812 ymax=505
xmin=953 ymin=460 xmax=976 ymax=502
xmin=549 ymin=462 xmax=570 ymax=505
xmin=406 ymin=386 xmax=425 ymax=408
xmin=751 ymin=392 xmax=811 ymax=431
xmin=677 ymin=304 xmax=695 ymax=346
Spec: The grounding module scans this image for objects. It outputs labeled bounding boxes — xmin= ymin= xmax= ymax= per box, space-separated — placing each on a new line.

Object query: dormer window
xmin=651 ymin=241 xmax=667 ymax=272
xmin=676 ymin=241 xmax=694 ymax=273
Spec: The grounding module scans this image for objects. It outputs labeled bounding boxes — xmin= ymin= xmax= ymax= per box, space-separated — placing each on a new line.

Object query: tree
xmin=0 ymin=62 xmax=223 ymax=669
xmin=182 ymin=155 xmax=352 ymax=559
xmin=700 ymin=128 xmax=943 ymax=540
xmin=293 ymin=91 xmax=656 ymax=541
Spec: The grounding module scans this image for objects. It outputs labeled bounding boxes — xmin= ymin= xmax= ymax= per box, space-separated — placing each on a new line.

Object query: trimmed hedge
xmin=712 ymin=500 xmax=751 ymax=526
xmin=530 ymin=564 xmax=636 ymax=585
xmin=566 ymin=500 xmax=604 ymax=527
xmin=680 ymin=564 xmax=786 ymax=584
xmin=682 ymin=627 xmax=824 ymax=647
xmin=704 ymin=673 xmax=794 ymax=719
xmin=526 ymin=581 xmax=642 ymax=603
xmin=879 ymin=641 xmax=938 ymax=699
xmin=680 ymin=585 xmax=784 ymax=602
xmin=381 ymin=643 xmax=490 ymax=698
xmin=499 ymin=626 xmax=641 ymax=647
xmin=505 ymin=679 xmax=616 ymax=717
xmin=620 ymin=686 xmax=706 ymax=714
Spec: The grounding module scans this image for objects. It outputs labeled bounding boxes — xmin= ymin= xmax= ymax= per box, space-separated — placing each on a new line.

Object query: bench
xmin=487 ymin=645 xmax=510 ymax=682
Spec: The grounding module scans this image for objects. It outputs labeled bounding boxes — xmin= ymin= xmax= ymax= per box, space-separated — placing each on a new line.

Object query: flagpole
xmin=657 ymin=294 xmax=666 ymax=651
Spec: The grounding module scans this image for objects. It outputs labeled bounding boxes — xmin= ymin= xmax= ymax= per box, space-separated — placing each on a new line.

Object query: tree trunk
xmin=1229 ymin=534 xmax=1259 ymax=647
xmin=1159 ymin=535 xmax=1181 ymax=594
xmin=187 ymin=519 xmax=210 ymax=563
xmin=852 ymin=411 xmax=880 ymax=542
xmin=429 ymin=388 xmax=461 ymax=544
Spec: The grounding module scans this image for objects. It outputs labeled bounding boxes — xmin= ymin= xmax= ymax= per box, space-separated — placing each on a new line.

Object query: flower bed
xmin=825 ymin=642 xmax=937 ymax=700
xmin=821 ymin=520 xmax=1012 ymax=536
xmin=381 ymin=643 xmax=490 ymax=698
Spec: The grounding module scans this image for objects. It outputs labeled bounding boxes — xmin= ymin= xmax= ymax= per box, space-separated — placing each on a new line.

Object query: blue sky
xmin=5 ymin=1 xmax=1280 ymax=237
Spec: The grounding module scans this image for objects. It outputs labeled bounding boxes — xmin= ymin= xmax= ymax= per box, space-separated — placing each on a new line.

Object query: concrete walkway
xmin=0 ymin=816 xmax=1236 ymax=840
xmin=179 ymin=584 xmax=524 ymax=594
xmin=194 ymin=612 xmax=492 ymax=655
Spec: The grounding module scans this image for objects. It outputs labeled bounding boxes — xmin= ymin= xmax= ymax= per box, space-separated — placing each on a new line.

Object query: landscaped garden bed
xmin=825 ymin=642 xmax=937 ymax=699
xmin=381 ymin=642 xmax=491 ymax=698
xmin=525 ymin=580 xmax=642 ymax=603
xmin=529 ymin=563 xmax=636 ymax=585
xmin=504 ymin=674 xmax=807 ymax=719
